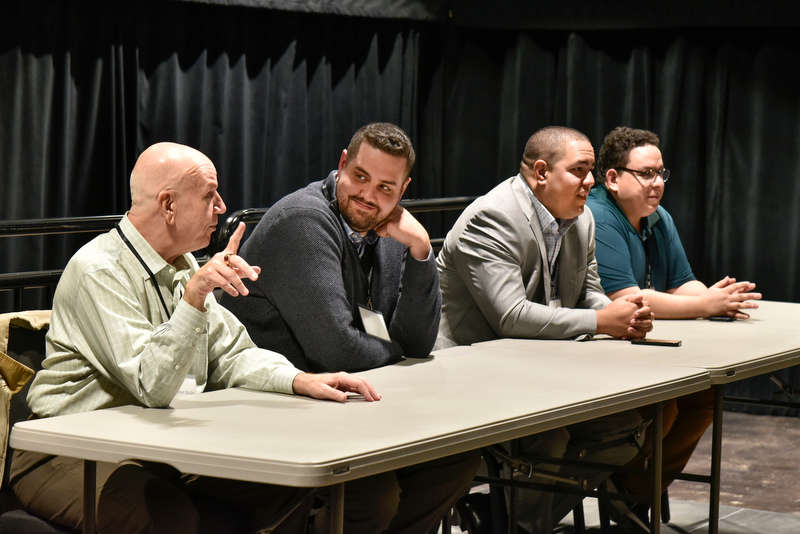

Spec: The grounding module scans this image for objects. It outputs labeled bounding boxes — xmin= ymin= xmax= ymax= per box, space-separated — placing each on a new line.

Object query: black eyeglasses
xmin=616 ymin=167 xmax=670 ymax=184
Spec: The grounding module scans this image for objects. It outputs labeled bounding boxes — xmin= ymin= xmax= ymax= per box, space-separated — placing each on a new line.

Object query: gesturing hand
xmin=183 ymin=222 xmax=261 ymax=311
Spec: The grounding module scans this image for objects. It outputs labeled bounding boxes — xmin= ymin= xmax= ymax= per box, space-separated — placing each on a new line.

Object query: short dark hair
xmin=521 ymin=126 xmax=590 ymax=172
xmin=346 ymin=122 xmax=416 ymax=177
xmin=597 ymin=127 xmax=660 ymax=184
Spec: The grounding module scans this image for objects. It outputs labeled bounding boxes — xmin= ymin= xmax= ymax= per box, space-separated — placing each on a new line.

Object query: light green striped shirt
xmin=29 ymin=215 xmax=300 ymax=417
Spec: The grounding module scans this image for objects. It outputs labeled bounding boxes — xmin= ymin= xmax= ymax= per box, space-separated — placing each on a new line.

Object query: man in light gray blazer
xmin=436 ymin=126 xmax=654 ymax=533
xmin=437 ymin=126 xmax=652 ymax=346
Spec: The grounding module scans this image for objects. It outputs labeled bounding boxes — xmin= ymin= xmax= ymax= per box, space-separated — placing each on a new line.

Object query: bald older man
xmin=10 ymin=143 xmax=380 ymax=534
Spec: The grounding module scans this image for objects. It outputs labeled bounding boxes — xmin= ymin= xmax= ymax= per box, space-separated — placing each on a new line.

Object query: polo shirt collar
xmin=595 ymin=184 xmax=661 ymax=237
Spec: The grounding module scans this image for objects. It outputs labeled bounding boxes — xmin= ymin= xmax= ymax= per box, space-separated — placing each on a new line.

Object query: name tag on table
xmin=176 ymin=374 xmax=198 ymax=397
xmin=358 ymin=305 xmax=392 ymax=342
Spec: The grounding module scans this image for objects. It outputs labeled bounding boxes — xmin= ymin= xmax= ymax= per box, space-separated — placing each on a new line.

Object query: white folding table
xmin=11 ymin=344 xmax=709 ymax=534
xmin=479 ymin=300 xmax=800 ymax=534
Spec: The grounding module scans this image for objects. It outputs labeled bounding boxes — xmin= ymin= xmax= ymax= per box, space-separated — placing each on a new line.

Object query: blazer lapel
xmin=510 ymin=175 xmax=551 ymax=302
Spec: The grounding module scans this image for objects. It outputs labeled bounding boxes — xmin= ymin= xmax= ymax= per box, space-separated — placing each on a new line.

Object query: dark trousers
xmin=619 ymin=389 xmax=716 ymax=495
xmin=10 ymin=450 xmax=314 ymax=534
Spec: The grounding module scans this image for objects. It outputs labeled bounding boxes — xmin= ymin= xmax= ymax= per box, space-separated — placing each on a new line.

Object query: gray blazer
xmin=435 ymin=175 xmax=611 ymax=348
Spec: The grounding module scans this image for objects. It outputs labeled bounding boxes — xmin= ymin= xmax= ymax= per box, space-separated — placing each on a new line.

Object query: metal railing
xmin=209 ymin=196 xmax=476 ymax=254
xmin=0 ymin=216 xmax=123 ymax=311
xmin=1 ymin=197 xmax=476 ymax=311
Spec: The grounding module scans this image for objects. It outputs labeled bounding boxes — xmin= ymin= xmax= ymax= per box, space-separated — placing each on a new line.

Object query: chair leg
xmin=660 ymin=488 xmax=670 ymax=524
xmin=571 ymin=503 xmax=586 ymax=534
xmin=440 ymin=510 xmax=451 ymax=533
xmin=597 ymin=497 xmax=613 ymax=532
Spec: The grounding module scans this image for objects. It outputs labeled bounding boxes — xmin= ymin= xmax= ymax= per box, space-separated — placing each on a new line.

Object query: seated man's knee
xmin=516 ymin=427 xmax=570 ymax=459
xmin=314 ymin=473 xmax=399 ymax=534
xmin=98 ymin=464 xmax=199 ymax=534
xmin=565 ymin=410 xmax=643 ymax=465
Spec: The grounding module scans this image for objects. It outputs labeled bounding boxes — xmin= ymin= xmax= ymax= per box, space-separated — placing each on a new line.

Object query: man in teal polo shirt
xmin=586 ymin=126 xmax=762 ymax=532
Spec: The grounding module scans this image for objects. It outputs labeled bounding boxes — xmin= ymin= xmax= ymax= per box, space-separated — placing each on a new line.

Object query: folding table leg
xmin=650 ymin=402 xmax=663 ymax=534
xmin=708 ymin=385 xmax=724 ymax=534
xmin=330 ymin=482 xmax=345 ymax=534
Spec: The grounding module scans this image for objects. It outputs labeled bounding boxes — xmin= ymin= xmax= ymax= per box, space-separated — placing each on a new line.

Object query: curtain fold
xmin=4 ymin=2 xmax=800 ymax=303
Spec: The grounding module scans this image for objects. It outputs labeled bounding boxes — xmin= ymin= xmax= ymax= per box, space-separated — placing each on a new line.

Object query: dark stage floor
xmin=557 ymin=410 xmax=800 ymax=533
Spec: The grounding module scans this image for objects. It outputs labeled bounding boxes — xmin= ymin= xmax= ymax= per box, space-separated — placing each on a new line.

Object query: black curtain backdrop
xmin=2 ymin=0 xmax=799 ymax=409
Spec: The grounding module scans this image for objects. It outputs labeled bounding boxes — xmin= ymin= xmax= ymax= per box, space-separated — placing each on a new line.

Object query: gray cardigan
xmin=221 ymin=172 xmax=441 ymax=373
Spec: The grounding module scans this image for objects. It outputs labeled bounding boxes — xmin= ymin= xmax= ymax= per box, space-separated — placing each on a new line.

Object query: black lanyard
xmin=359 ymin=243 xmax=376 ymax=309
xmin=115 ymin=225 xmax=172 ymax=319
xmin=641 ymin=231 xmax=652 ymax=290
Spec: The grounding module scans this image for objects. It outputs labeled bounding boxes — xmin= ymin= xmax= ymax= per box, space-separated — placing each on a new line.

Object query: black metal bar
xmin=0 ymin=198 xmax=476 ymax=312
xmin=0 ymin=215 xmax=121 ymax=237
xmin=211 ymin=197 xmax=476 ymax=255
xmin=0 ymin=270 xmax=64 ymax=290
xmin=401 ymin=196 xmax=476 ymax=213
xmin=723 ymin=396 xmax=800 ymax=410
xmin=472 ymin=474 xmax=650 ymax=504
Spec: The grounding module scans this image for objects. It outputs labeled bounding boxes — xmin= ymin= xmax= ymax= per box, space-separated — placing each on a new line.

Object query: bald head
xmin=127 ymin=142 xmax=225 ymax=263
xmin=130 ymin=142 xmax=215 ymax=208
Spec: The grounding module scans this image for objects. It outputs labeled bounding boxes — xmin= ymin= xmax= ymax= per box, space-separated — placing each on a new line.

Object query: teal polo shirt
xmin=586 ymin=185 xmax=696 ymax=293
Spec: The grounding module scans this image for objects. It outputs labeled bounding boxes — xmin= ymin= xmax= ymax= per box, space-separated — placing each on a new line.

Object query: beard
xmin=338 ymin=195 xmax=385 ymax=233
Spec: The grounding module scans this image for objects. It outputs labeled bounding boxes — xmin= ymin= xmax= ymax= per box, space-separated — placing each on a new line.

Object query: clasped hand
xmin=704 ymin=277 xmax=762 ymax=319
xmin=599 ymin=294 xmax=654 ymax=339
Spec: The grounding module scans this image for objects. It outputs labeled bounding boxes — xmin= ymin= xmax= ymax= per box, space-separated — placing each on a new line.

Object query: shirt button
xmin=169 ymin=268 xmax=175 ymax=274
xmin=174 ymin=364 xmax=181 ymax=370
xmin=195 ymin=327 xmax=202 ymax=333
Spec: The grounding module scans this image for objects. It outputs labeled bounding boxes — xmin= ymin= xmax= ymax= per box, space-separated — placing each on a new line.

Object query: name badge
xmin=176 ymin=374 xmax=198 ymax=396
xmin=549 ymin=299 xmax=562 ymax=308
xmin=358 ymin=305 xmax=392 ymax=342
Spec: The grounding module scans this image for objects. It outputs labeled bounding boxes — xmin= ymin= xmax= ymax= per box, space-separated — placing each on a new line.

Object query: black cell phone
xmin=630 ymin=338 xmax=682 ymax=347
xmin=709 ymin=316 xmax=736 ymax=322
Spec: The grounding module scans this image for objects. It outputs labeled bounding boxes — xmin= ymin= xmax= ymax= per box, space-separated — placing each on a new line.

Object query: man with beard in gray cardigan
xmin=222 ymin=122 xmax=480 ymax=534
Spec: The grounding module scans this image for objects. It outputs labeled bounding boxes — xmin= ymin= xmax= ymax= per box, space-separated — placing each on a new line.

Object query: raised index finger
xmin=226 ymin=222 xmax=247 ymax=254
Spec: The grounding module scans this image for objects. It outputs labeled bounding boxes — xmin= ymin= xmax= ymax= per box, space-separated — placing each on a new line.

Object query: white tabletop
xmin=479 ymin=300 xmax=800 ymax=384
xmin=10 ymin=343 xmax=708 ymax=488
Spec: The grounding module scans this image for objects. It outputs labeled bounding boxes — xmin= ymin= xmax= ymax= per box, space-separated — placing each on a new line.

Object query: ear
xmin=532 ymin=159 xmax=548 ymax=184
xmin=399 ymin=176 xmax=411 ymax=198
xmin=158 ymin=190 xmax=176 ymax=224
xmin=605 ymin=169 xmax=620 ymax=192
xmin=337 ymin=149 xmax=348 ymax=175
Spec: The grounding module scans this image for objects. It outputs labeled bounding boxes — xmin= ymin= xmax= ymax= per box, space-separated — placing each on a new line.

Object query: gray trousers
xmin=10 ymin=450 xmax=314 ymax=534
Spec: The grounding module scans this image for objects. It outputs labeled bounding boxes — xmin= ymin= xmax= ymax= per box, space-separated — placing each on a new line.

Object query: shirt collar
xmin=519 ymin=175 xmax=578 ymax=236
xmin=118 ymin=214 xmax=174 ymax=278
xmin=595 ymin=184 xmax=661 ymax=237
xmin=118 ymin=215 xmax=194 ymax=291
xmin=340 ymin=215 xmax=379 ymax=250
